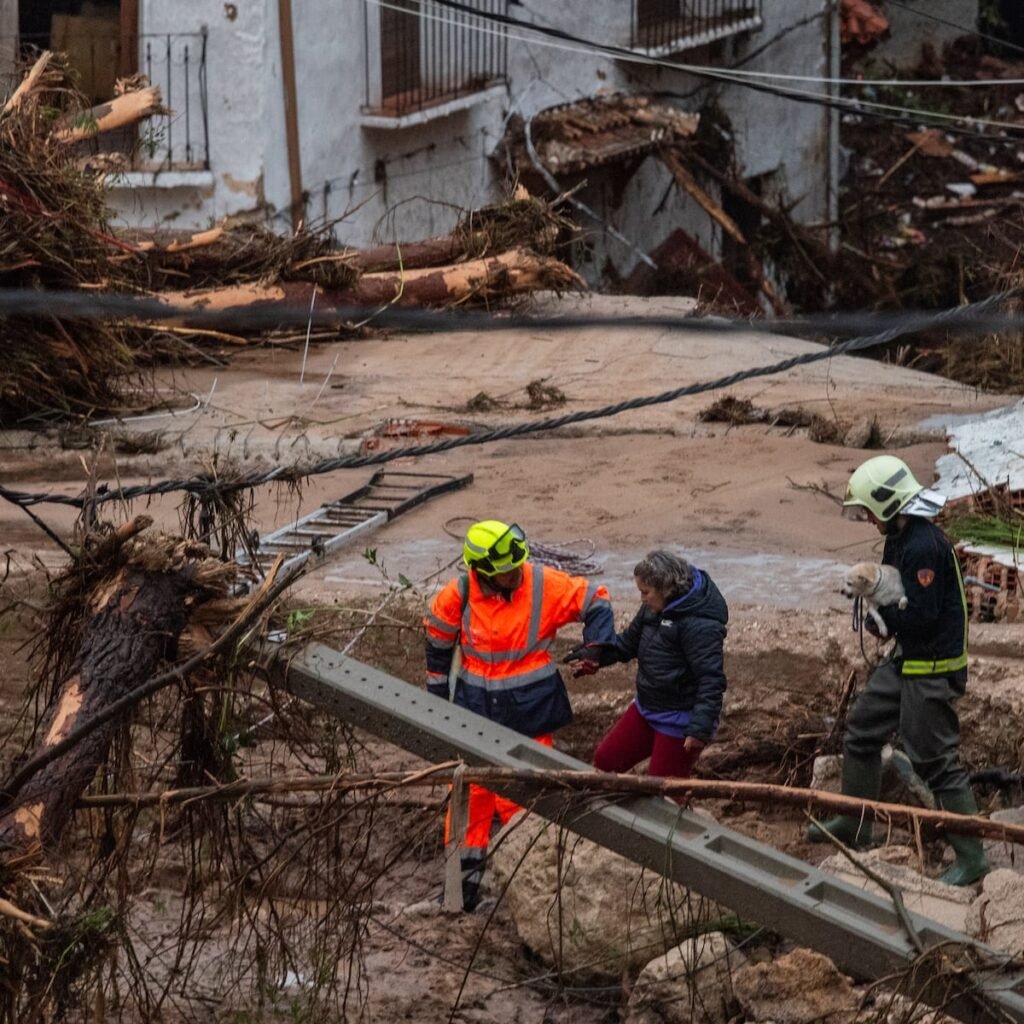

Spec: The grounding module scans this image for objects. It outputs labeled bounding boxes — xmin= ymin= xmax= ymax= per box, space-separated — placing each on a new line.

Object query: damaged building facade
xmin=3 ymin=0 xmax=844 ymax=291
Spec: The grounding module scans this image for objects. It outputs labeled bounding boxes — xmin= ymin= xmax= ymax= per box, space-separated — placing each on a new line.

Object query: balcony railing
xmin=363 ymin=0 xmax=508 ymax=118
xmin=630 ymin=0 xmax=763 ymax=56
xmin=0 ymin=31 xmax=209 ymax=171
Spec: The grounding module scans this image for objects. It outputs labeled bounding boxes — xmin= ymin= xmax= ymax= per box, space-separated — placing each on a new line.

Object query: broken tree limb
xmin=659 ymin=149 xmax=747 ymax=245
xmin=159 ymin=248 xmax=585 ymax=314
xmin=0 ymin=897 xmax=51 ymax=931
xmin=163 ymin=226 xmax=226 ymax=254
xmin=72 ymin=767 xmax=1024 ymax=846
xmin=2 ymin=52 xmax=53 ymax=117
xmin=53 ymin=86 xmax=163 ymax=144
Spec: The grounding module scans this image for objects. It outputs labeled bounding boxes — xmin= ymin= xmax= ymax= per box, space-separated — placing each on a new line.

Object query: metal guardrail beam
xmin=265 ymin=642 xmax=1024 ymax=1024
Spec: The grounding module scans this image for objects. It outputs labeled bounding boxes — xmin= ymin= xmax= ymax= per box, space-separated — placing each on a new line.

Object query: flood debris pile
xmin=0 ymin=52 xmax=158 ymax=424
xmin=840 ymin=39 xmax=1024 ymax=315
xmin=0 ymin=515 xmax=430 ymax=1021
xmin=0 ymin=55 xmax=584 ymax=426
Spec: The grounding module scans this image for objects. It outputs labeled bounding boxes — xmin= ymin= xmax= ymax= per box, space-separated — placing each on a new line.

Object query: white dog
xmin=841 ymin=562 xmax=908 ymax=638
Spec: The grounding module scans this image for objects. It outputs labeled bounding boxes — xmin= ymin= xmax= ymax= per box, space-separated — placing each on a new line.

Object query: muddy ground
xmin=2 ymin=293 xmax=1024 ymax=1021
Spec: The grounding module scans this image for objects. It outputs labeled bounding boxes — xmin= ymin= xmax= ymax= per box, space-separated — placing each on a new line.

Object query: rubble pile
xmin=836 ymin=38 xmax=1024 ymax=383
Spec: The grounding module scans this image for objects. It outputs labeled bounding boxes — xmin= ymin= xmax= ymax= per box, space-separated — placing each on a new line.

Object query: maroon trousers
xmin=593 ymin=702 xmax=701 ymax=780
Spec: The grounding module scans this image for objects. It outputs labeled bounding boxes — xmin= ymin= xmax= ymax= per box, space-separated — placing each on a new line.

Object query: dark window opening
xmin=631 ymin=0 xmax=763 ymax=54
xmin=368 ymin=0 xmax=509 ymax=118
xmin=17 ymin=0 xmax=135 ymax=102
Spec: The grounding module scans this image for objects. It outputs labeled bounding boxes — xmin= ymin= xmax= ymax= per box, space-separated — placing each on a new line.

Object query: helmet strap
xmin=880 ymin=515 xmax=905 ymax=536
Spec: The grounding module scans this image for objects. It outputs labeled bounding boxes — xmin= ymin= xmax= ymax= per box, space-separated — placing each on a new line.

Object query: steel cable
xmin=0 ymin=289 xmax=1014 ymax=510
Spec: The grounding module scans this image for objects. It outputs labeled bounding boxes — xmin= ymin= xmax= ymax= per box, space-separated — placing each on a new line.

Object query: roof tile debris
xmin=502 ymin=93 xmax=699 ymax=177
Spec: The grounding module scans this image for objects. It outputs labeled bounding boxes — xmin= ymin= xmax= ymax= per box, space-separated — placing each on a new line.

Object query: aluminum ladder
xmin=263 ymin=642 xmax=1024 ymax=1024
xmin=236 ymin=470 xmax=472 ymax=578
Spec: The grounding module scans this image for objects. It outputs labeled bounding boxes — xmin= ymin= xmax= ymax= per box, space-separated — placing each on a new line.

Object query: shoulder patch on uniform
xmin=917 ymin=568 xmax=936 ymax=588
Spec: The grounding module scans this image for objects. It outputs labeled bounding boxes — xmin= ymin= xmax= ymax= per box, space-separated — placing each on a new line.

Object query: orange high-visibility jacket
xmin=424 ymin=562 xmax=614 ymax=737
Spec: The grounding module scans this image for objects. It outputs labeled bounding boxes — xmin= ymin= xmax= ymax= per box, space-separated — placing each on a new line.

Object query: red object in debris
xmin=361 ymin=418 xmax=471 ymax=452
xmin=840 ymin=0 xmax=889 ymax=45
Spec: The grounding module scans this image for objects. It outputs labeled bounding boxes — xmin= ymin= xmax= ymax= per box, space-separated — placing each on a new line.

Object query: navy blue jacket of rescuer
xmin=878 ymin=516 xmax=968 ymax=677
xmin=607 ymin=568 xmax=728 ymax=742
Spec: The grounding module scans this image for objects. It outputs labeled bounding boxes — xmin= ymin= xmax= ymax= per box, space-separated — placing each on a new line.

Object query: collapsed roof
xmin=500 ymin=93 xmax=699 ymax=178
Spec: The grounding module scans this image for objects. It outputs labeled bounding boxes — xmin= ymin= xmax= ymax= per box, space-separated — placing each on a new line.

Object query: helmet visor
xmin=472 ymin=523 xmax=527 ymax=575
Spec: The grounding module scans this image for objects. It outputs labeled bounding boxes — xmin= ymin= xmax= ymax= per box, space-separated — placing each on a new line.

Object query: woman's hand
xmin=683 ymin=736 xmax=706 ymax=754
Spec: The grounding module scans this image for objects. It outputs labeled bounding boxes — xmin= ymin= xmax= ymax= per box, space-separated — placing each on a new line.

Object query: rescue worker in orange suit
xmin=424 ymin=520 xmax=615 ymax=910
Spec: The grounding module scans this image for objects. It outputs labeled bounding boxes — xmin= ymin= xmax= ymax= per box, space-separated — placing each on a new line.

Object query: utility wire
xmin=425 ymin=0 xmax=1024 ymax=89
xmin=382 ymin=0 xmax=1024 ymax=138
xmin=0 ymin=290 xmax=1012 ymax=510
xmin=3 ymin=287 xmax=1024 ymax=337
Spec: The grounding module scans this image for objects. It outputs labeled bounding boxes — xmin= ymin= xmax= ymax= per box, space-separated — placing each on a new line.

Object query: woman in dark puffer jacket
xmin=589 ymin=550 xmax=728 ymax=783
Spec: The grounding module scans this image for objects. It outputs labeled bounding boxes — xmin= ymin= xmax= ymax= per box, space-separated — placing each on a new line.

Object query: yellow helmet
xmin=843 ymin=455 xmax=924 ymax=522
xmin=463 ymin=520 xmax=529 ymax=576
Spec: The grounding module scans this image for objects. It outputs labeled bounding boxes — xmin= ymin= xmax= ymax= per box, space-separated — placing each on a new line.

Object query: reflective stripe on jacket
xmin=424 ymin=562 xmax=614 ymax=735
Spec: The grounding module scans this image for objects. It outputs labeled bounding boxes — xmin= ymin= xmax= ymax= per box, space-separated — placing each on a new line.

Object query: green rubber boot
xmin=807 ymin=754 xmax=880 ymax=848
xmin=937 ymin=789 xmax=990 ymax=887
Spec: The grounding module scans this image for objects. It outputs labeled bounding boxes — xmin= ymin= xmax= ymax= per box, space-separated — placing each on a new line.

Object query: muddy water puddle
xmin=306 ymin=539 xmax=844 ymax=609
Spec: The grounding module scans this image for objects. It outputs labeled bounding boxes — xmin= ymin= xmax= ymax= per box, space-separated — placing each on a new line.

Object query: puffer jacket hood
xmin=661 ymin=568 xmax=729 ymax=627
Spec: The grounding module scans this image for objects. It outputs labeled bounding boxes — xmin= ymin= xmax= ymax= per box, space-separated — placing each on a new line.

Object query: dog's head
xmin=842 ymin=562 xmax=880 ymax=599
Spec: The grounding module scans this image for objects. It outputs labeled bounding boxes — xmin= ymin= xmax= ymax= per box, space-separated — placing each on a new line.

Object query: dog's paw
xmin=897 ymin=597 xmax=908 ymax=610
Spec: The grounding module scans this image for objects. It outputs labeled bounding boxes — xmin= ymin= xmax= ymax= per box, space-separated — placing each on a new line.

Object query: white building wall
xmin=94 ymin=0 xmax=836 ymax=286
xmin=107 ymin=0 xmax=276 ymax=226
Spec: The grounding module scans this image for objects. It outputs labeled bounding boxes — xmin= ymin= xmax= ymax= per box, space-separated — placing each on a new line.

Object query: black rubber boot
xmin=460 ymin=850 xmax=486 ymax=912
xmin=936 ymin=789 xmax=990 ymax=887
xmin=807 ymin=753 xmax=881 ymax=848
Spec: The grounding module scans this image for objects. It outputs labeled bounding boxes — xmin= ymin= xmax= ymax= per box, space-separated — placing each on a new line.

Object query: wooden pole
xmin=443 ymin=765 xmax=469 ymax=912
xmin=277 ymin=0 xmax=305 ymax=232
xmin=119 ymin=0 xmax=139 ymax=79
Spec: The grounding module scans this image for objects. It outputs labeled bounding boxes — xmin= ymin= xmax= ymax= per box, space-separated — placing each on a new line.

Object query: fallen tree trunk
xmin=0 ymin=564 xmax=194 ymax=852
xmin=333 ymin=236 xmax=465 ymax=274
xmin=0 ymin=522 xmax=243 ymax=853
xmin=54 ymin=85 xmax=163 ymax=144
xmin=159 ymin=247 xmax=585 ymax=313
xmin=1 ymin=51 xmax=52 ymax=116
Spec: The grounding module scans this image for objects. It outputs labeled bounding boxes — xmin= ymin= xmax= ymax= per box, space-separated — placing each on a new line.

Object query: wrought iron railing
xmin=630 ymin=0 xmax=763 ymax=54
xmin=0 ymin=31 xmax=209 ymax=171
xmin=363 ymin=0 xmax=509 ymax=117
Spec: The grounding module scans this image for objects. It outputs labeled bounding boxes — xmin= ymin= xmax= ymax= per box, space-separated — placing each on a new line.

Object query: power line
xmin=426 ymin=0 xmax=1023 ymax=89
xmin=0 ymin=290 xmax=1012 ymax=510
xmin=394 ymin=0 xmax=1024 ymax=137
xmin=2 ymin=287 xmax=1024 ymax=337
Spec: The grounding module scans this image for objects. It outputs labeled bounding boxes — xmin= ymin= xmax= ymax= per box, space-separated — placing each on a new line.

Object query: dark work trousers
xmin=844 ymin=659 xmax=970 ymax=795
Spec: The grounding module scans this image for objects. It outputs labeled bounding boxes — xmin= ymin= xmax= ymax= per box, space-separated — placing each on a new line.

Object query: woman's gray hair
xmin=633 ymin=550 xmax=693 ymax=597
